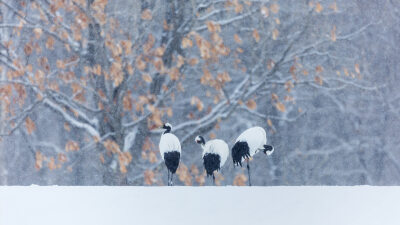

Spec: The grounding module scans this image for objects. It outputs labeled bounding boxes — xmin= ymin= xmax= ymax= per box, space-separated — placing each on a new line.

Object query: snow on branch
xmin=43 ymin=99 xmax=100 ymax=138
xmin=195 ymin=10 xmax=256 ymax=32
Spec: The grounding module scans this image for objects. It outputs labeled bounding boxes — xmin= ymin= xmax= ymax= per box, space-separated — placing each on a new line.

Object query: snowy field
xmin=0 ymin=186 xmax=399 ymax=225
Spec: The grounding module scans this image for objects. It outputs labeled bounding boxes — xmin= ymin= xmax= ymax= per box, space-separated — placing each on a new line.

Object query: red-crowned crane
xmin=231 ymin=126 xmax=274 ymax=186
xmin=159 ymin=123 xmax=181 ymax=186
xmin=195 ymin=136 xmax=229 ymax=185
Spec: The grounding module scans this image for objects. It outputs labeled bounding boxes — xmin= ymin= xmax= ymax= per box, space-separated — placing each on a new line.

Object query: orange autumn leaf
xmin=48 ymin=157 xmax=57 ymax=170
xmin=143 ymin=34 xmax=155 ymax=54
xmin=93 ymin=64 xmax=102 ymax=75
xmin=233 ymin=173 xmax=247 ymax=186
xmin=315 ymin=2 xmax=323 ymax=13
xmin=209 ymin=132 xmax=216 ymax=139
xmin=252 ymin=29 xmax=260 ymax=42
xmin=315 ymin=76 xmax=323 ymax=85
xmin=154 ymin=47 xmax=165 ymax=57
xmin=144 ymin=170 xmax=155 ymax=185
xmin=58 ymin=153 xmax=68 ymax=163
xmin=25 ymin=117 xmax=36 ymax=135
xmin=355 ymin=64 xmax=360 ymax=74
xmin=331 ymin=25 xmax=337 ymax=42
xmin=103 ymin=139 xmax=120 ymax=153
xmin=177 ymin=55 xmax=185 ymax=68
xmin=316 ymin=65 xmax=324 ymax=73
xmin=65 ymin=140 xmax=80 ymax=152
xmin=166 ymin=108 xmax=173 ymax=117
xmin=197 ymin=37 xmax=211 ymax=59
xmin=275 ymin=102 xmax=286 ymax=112
xmin=182 ymin=37 xmax=193 ymax=48
xmin=118 ymin=152 xmax=133 ymax=170
xmin=195 ymin=173 xmax=206 ymax=186
xmin=191 ymin=164 xmax=200 ymax=175
xmin=267 ymin=119 xmax=273 ymax=127
xmin=206 ymin=21 xmax=221 ymax=33
xmin=271 ymin=93 xmax=279 ymax=101
xmin=64 ymin=122 xmax=71 ymax=132
xmin=121 ymin=40 xmax=132 ymax=55
xmin=136 ymin=56 xmax=146 ymax=71
xmin=272 ymin=29 xmax=279 ymax=40
xmin=176 ymin=163 xmax=192 ymax=186
xmin=270 ymin=3 xmax=280 ymax=14
xmin=234 ymin=34 xmax=242 ymax=44
xmin=127 ymin=64 xmax=134 ymax=75
xmin=148 ymin=151 xmax=158 ymax=163
xmin=141 ymin=9 xmax=152 ymax=20
xmin=33 ymin=28 xmax=43 ymax=39
xmin=99 ymin=154 xmax=105 ymax=164
xmin=344 ymin=67 xmax=349 ymax=76
xmin=45 ymin=37 xmax=55 ymax=50
xmin=120 ymin=164 xmax=127 ymax=174
xmin=142 ymin=73 xmax=153 ymax=83
xmin=169 ymin=67 xmax=180 ymax=80
xmin=24 ymin=43 xmax=33 ymax=56
xmin=56 ymin=60 xmax=66 ymax=69
xmin=261 ymin=6 xmax=269 ymax=17
xmin=191 ymin=96 xmax=204 ymax=112
xmin=123 ymin=93 xmax=133 ymax=111
xmin=188 ymin=58 xmax=199 ymax=66
xmin=234 ymin=1 xmax=243 ymax=13
xmin=246 ymin=99 xmax=257 ymax=110
xmin=35 ymin=151 xmax=44 ymax=170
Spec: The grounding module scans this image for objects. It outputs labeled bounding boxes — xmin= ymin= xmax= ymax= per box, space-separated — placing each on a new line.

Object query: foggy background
xmin=0 ymin=0 xmax=399 ymax=186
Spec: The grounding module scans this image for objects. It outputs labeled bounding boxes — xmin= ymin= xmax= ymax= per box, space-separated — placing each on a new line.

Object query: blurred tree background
xmin=0 ymin=0 xmax=398 ymax=185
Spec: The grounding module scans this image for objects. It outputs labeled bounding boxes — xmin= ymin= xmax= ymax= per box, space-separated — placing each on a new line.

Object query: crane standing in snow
xmin=195 ymin=136 xmax=229 ymax=185
xmin=231 ymin=126 xmax=274 ymax=186
xmin=159 ymin=123 xmax=181 ymax=186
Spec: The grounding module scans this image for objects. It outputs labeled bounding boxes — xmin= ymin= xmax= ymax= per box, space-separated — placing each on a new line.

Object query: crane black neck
xmin=196 ymin=136 xmax=206 ymax=145
xmin=163 ymin=128 xmax=171 ymax=134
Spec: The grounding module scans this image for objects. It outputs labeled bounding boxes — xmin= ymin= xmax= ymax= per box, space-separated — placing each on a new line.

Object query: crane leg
xmin=170 ymin=173 xmax=174 ymax=186
xmin=167 ymin=171 xmax=170 ymax=186
xmin=247 ymin=160 xmax=252 ymax=186
xmin=212 ymin=173 xmax=215 ymax=186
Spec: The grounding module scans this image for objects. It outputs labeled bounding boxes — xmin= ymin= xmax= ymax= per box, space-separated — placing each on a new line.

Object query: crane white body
xmin=235 ymin=126 xmax=272 ymax=157
xmin=232 ymin=126 xmax=274 ymax=186
xmin=158 ymin=123 xmax=181 ymax=186
xmin=159 ymin=133 xmax=181 ymax=160
xmin=201 ymin=139 xmax=229 ymax=168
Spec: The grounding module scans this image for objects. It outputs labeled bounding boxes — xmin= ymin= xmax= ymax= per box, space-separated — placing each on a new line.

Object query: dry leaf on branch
xmin=275 ymin=102 xmax=286 ymax=112
xmin=315 ymin=2 xmax=323 ymax=13
xmin=182 ymin=37 xmax=193 ymax=48
xmin=141 ymin=9 xmax=152 ymax=20
xmin=272 ymin=29 xmax=279 ymax=40
xmin=246 ymin=99 xmax=257 ymax=110
xmin=261 ymin=6 xmax=269 ymax=17
xmin=252 ymin=29 xmax=260 ymax=42
xmin=65 ymin=140 xmax=80 ymax=152
xmin=25 ymin=117 xmax=35 ymax=135
xmin=331 ymin=26 xmax=337 ymax=42
xmin=270 ymin=3 xmax=280 ymax=14
xmin=233 ymin=173 xmax=247 ymax=186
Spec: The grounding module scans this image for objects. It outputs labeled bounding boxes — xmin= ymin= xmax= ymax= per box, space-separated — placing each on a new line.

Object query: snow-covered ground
xmin=0 ymin=186 xmax=399 ymax=225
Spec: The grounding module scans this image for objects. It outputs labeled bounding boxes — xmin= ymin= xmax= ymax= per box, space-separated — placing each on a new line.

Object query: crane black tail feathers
xmin=232 ymin=141 xmax=250 ymax=167
xmin=203 ymin=153 xmax=221 ymax=177
xmin=263 ymin=145 xmax=274 ymax=155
